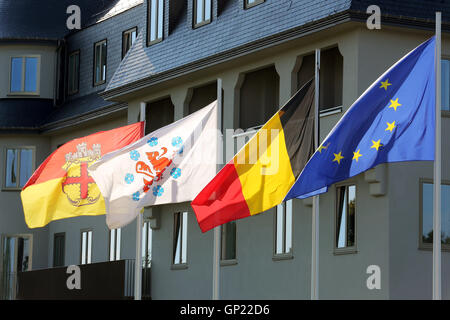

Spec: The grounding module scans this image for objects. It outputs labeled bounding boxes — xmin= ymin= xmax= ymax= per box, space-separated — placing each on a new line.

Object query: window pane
xmin=173 ymin=213 xmax=181 ymax=264
xmin=87 ymin=231 xmax=92 ymax=264
xmin=19 ymin=149 xmax=33 ymax=187
xmin=10 ymin=58 xmax=23 ymax=92
xmin=337 ymin=186 xmax=347 ymax=248
xmin=276 ymin=203 xmax=284 ymax=254
xmin=68 ymin=53 xmax=79 ymax=93
xmin=81 ymin=232 xmax=87 ymax=264
xmin=221 ymin=221 xmax=236 ymax=260
xmin=158 ymin=0 xmax=164 ymax=39
xmin=116 ymin=228 xmax=121 ymax=260
xmin=196 ymin=0 xmax=204 ymax=24
xmin=285 ymin=200 xmax=293 ymax=253
xmin=101 ymin=43 xmax=107 ymax=81
xmin=5 ymin=149 xmax=18 ymax=188
xmin=142 ymin=222 xmax=148 ymax=266
xmin=442 ymin=60 xmax=450 ymax=111
xmin=150 ymin=0 xmax=157 ymax=41
xmin=347 ymin=185 xmax=356 ymax=247
xmin=181 ymin=212 xmax=188 ymax=264
xmin=95 ymin=45 xmax=101 ymax=83
xmin=204 ymin=0 xmax=211 ymax=21
xmin=24 ymin=57 xmax=38 ymax=92
xmin=110 ymin=229 xmax=116 ymax=261
xmin=422 ymin=183 xmax=450 ymax=244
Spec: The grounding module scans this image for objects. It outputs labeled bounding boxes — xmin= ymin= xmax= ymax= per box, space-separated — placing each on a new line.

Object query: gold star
xmin=317 ymin=142 xmax=330 ymax=153
xmin=352 ymin=149 xmax=363 ymax=162
xmin=388 ymin=98 xmax=402 ymax=111
xmin=370 ymin=139 xmax=383 ymax=151
xmin=333 ymin=151 xmax=344 ymax=164
xmin=385 ymin=121 xmax=396 ymax=132
xmin=380 ymin=79 xmax=392 ymax=90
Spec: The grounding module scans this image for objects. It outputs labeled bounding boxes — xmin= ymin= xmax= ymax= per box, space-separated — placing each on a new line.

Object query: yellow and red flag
xmin=21 ymin=122 xmax=144 ymax=228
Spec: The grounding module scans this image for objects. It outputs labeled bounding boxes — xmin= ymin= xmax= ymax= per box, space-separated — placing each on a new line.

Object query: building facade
xmin=0 ymin=0 xmax=449 ymax=299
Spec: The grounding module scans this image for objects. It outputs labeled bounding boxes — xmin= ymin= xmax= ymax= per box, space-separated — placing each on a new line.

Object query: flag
xmin=192 ymin=80 xmax=315 ymax=232
xmin=285 ymin=37 xmax=436 ymax=201
xmin=21 ymin=122 xmax=145 ymax=228
xmin=89 ymin=101 xmax=218 ymax=229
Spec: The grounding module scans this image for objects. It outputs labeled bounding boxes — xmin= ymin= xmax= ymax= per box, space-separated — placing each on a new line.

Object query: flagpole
xmin=134 ymin=102 xmax=146 ymax=300
xmin=212 ymin=78 xmax=223 ymax=300
xmin=433 ymin=11 xmax=442 ymax=301
xmin=311 ymin=48 xmax=320 ymax=300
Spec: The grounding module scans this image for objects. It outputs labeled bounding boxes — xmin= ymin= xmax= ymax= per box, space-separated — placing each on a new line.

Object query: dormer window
xmin=193 ymin=0 xmax=211 ymax=28
xmin=93 ymin=40 xmax=107 ymax=86
xmin=147 ymin=0 xmax=164 ymax=45
xmin=9 ymin=56 xmax=40 ymax=95
xmin=244 ymin=0 xmax=265 ymax=9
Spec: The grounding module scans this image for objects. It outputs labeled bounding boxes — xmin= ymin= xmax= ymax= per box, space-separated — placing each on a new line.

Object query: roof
xmin=0 ymin=0 xmax=143 ymax=41
xmin=0 ymin=93 xmax=126 ymax=132
xmin=105 ymin=0 xmax=450 ymax=97
xmin=0 ymin=99 xmax=54 ymax=130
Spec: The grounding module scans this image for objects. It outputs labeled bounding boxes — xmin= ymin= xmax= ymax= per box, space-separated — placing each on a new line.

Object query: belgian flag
xmin=192 ymin=79 xmax=315 ymax=232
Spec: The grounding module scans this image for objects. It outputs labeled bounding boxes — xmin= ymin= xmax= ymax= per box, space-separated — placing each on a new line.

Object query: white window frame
xmin=147 ymin=0 xmax=164 ymax=45
xmin=2 ymin=146 xmax=35 ymax=191
xmin=172 ymin=212 xmax=188 ymax=268
xmin=80 ymin=229 xmax=93 ymax=265
xmin=274 ymin=200 xmax=293 ymax=259
xmin=67 ymin=50 xmax=80 ymax=95
xmin=93 ymin=40 xmax=107 ymax=86
xmin=142 ymin=220 xmax=152 ymax=268
xmin=334 ymin=183 xmax=357 ymax=254
xmin=122 ymin=27 xmax=137 ymax=59
xmin=8 ymin=55 xmax=41 ymax=96
xmin=109 ymin=228 xmax=121 ymax=261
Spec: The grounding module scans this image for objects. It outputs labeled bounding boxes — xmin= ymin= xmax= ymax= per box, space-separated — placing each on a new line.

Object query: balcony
xmin=1 ymin=259 xmax=151 ymax=300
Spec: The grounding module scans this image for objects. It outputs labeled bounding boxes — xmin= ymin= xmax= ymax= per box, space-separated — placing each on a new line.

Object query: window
xmin=122 ymin=27 xmax=137 ymax=58
xmin=145 ymin=97 xmax=174 ymax=135
xmin=148 ymin=0 xmax=163 ymax=45
xmin=4 ymin=147 xmax=34 ymax=190
xmin=68 ymin=51 xmax=80 ymax=95
xmin=9 ymin=56 xmax=40 ymax=94
xmin=173 ymin=212 xmax=188 ymax=266
xmin=142 ymin=220 xmax=152 ymax=268
xmin=244 ymin=0 xmax=265 ymax=9
xmin=335 ymin=185 xmax=356 ymax=251
xmin=297 ymin=47 xmax=343 ymax=112
xmin=53 ymin=233 xmax=65 ymax=267
xmin=274 ymin=200 xmax=293 ymax=257
xmin=221 ymin=222 xmax=236 ymax=261
xmin=239 ymin=66 xmax=279 ymax=129
xmin=80 ymin=229 xmax=92 ymax=264
xmin=109 ymin=228 xmax=121 ymax=261
xmin=442 ymin=59 xmax=450 ymax=111
xmin=193 ymin=0 xmax=212 ymax=28
xmin=93 ymin=40 xmax=107 ymax=86
xmin=420 ymin=181 xmax=450 ymax=249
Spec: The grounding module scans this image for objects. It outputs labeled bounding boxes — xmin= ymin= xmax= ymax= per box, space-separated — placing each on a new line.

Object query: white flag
xmin=89 ymin=101 xmax=218 ymax=229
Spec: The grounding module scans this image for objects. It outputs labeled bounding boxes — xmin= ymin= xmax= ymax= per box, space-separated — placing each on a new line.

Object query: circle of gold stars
xmin=319 ymin=78 xmax=400 ymax=165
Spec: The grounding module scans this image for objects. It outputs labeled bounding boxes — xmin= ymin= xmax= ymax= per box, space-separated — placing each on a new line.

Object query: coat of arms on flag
xmin=20 ymin=122 xmax=145 ymax=228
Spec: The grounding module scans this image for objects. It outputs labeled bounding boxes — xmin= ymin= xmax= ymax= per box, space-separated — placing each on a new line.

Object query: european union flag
xmin=285 ymin=37 xmax=436 ymax=200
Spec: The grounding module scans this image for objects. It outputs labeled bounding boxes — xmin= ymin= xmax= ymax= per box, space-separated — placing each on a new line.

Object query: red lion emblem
xmin=136 ymin=147 xmax=174 ymax=192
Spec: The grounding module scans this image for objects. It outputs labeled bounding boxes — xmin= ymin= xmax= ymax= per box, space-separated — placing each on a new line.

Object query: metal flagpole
xmin=134 ymin=102 xmax=146 ymax=300
xmin=311 ymin=48 xmax=320 ymax=300
xmin=212 ymin=78 xmax=223 ymax=300
xmin=433 ymin=11 xmax=442 ymax=301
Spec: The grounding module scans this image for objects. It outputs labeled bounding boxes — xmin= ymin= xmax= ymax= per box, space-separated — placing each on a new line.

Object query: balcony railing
xmin=1 ymin=259 xmax=151 ymax=300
